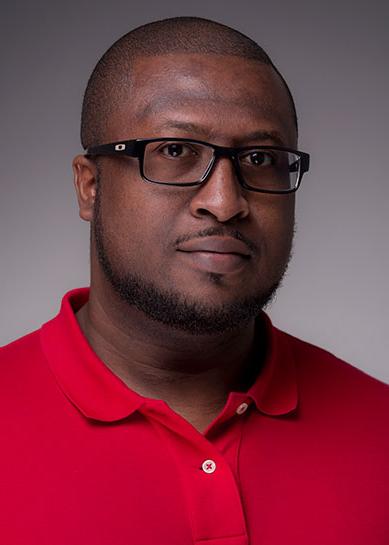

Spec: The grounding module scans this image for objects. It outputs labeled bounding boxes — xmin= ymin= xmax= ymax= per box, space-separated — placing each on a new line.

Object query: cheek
xmin=253 ymin=195 xmax=295 ymax=263
xmin=97 ymin=174 xmax=150 ymax=267
xmin=97 ymin=169 xmax=182 ymax=273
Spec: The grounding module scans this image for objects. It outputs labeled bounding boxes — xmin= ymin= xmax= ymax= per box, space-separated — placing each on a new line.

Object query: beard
xmin=92 ymin=181 xmax=292 ymax=335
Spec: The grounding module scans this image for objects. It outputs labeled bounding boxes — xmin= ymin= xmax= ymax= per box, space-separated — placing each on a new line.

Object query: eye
xmin=159 ymin=142 xmax=196 ymax=158
xmin=241 ymin=150 xmax=275 ymax=167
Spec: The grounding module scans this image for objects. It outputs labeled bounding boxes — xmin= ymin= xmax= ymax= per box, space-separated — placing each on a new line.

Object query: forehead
xmin=105 ymin=53 xmax=296 ymax=146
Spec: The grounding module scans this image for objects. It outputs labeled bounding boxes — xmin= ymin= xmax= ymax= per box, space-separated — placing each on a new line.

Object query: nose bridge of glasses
xmin=202 ymin=144 xmax=241 ymax=184
xmin=191 ymin=144 xmax=250 ymax=222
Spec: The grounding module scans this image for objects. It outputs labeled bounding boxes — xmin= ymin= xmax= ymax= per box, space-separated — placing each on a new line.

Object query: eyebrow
xmin=149 ymin=120 xmax=287 ymax=147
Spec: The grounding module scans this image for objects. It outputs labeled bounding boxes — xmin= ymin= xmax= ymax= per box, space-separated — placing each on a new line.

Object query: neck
xmin=76 ymin=281 xmax=265 ymax=431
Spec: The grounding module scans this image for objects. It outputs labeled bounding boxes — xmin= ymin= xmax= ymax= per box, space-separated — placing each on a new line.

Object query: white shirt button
xmin=202 ymin=459 xmax=217 ymax=474
xmin=236 ymin=402 xmax=249 ymax=415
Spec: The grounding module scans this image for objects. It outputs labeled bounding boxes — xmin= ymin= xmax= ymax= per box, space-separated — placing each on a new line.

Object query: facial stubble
xmin=92 ymin=180 xmax=293 ymax=335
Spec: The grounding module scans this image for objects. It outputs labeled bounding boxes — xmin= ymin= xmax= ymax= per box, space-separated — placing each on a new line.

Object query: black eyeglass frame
xmin=85 ymin=137 xmax=310 ymax=194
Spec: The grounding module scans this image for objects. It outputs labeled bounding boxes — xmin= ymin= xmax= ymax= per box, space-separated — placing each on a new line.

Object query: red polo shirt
xmin=1 ymin=288 xmax=389 ymax=545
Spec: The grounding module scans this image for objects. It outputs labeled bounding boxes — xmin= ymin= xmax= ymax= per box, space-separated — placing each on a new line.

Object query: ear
xmin=72 ymin=155 xmax=98 ymax=222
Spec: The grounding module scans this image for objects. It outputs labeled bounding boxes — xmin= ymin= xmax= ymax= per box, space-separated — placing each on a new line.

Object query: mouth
xmin=176 ymin=236 xmax=251 ymax=274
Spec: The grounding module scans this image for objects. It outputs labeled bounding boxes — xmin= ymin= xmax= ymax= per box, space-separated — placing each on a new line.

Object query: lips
xmin=176 ymin=236 xmax=251 ymax=257
xmin=176 ymin=236 xmax=251 ymax=274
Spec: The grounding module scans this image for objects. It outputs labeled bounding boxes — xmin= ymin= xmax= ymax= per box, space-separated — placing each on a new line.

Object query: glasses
xmin=86 ymin=137 xmax=310 ymax=194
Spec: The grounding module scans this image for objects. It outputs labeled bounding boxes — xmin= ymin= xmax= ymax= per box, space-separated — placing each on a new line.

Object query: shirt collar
xmin=40 ymin=287 xmax=297 ymax=422
xmin=246 ymin=313 xmax=298 ymax=416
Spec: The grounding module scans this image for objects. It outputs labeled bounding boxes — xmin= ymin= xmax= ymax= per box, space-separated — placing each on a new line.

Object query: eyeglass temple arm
xmin=301 ymin=153 xmax=310 ymax=173
xmin=85 ymin=141 xmax=138 ymax=157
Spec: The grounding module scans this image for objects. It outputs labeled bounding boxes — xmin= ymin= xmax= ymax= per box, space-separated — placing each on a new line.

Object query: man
xmin=1 ymin=16 xmax=388 ymax=545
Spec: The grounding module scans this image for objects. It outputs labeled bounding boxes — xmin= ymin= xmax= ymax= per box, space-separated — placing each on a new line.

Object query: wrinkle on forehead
xmin=152 ymin=119 xmax=287 ymax=146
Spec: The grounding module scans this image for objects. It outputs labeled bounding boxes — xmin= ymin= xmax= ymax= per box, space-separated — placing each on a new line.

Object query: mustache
xmin=174 ymin=226 xmax=258 ymax=254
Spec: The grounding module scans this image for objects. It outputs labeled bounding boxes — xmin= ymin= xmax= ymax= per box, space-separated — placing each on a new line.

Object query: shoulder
xmin=1 ymin=328 xmax=43 ymax=363
xmin=277 ymin=327 xmax=389 ymax=412
xmin=0 ymin=329 xmax=48 ymax=392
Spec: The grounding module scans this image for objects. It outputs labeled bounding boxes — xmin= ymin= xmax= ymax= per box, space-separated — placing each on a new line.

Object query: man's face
xmin=91 ymin=53 xmax=297 ymax=333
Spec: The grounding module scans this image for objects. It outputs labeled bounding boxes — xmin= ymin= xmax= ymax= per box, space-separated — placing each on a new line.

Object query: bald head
xmin=80 ymin=16 xmax=298 ymax=149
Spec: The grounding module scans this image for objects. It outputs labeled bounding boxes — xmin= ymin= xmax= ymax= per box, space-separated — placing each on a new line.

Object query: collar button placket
xmin=142 ymin=404 xmax=248 ymax=545
xmin=236 ymin=402 xmax=249 ymax=415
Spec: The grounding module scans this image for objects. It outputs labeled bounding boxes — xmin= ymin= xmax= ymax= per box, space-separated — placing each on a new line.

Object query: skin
xmin=72 ymin=53 xmax=297 ymax=433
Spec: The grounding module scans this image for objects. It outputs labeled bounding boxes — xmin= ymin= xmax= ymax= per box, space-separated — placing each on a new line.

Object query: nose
xmin=189 ymin=156 xmax=250 ymax=223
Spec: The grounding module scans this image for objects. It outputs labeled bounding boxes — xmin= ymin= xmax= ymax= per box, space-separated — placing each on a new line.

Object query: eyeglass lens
xmin=143 ymin=140 xmax=301 ymax=190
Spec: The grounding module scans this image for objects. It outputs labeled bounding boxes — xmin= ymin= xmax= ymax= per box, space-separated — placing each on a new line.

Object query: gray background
xmin=1 ymin=0 xmax=388 ymax=383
